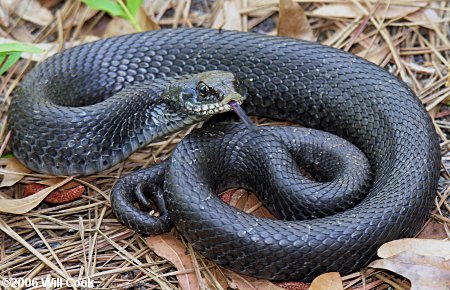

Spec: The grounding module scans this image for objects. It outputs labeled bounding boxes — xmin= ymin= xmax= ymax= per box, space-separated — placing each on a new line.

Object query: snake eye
xmin=197 ymin=82 xmax=209 ymax=97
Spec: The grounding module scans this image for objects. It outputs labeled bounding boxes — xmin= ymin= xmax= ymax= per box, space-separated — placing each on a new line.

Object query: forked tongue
xmin=228 ymin=101 xmax=258 ymax=131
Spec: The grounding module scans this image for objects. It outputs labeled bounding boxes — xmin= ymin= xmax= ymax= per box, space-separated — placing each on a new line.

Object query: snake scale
xmin=8 ymin=29 xmax=440 ymax=281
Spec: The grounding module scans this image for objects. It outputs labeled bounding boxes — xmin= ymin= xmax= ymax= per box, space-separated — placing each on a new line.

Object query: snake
xmin=8 ymin=28 xmax=440 ymax=281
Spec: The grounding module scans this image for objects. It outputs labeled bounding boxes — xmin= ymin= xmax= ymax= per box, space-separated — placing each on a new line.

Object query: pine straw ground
xmin=0 ymin=0 xmax=449 ymax=289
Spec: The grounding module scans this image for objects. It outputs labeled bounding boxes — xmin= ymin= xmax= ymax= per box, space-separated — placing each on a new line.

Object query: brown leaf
xmin=312 ymin=3 xmax=426 ymax=20
xmin=222 ymin=189 xmax=276 ymax=219
xmin=9 ymin=23 xmax=34 ymax=42
xmin=407 ymin=62 xmax=436 ymax=75
xmin=137 ymin=6 xmax=160 ymax=31
xmin=38 ymin=178 xmax=79 ymax=188
xmin=369 ymin=252 xmax=450 ymax=290
xmin=1 ymin=0 xmax=53 ymax=26
xmin=0 ymin=157 xmax=31 ymax=187
xmin=417 ymin=221 xmax=448 ymax=239
xmin=405 ymin=7 xmax=443 ymax=29
xmin=275 ymin=281 xmax=310 ymax=290
xmin=220 ymin=189 xmax=234 ymax=204
xmin=378 ymin=3 xmax=427 ymax=19
xmin=377 ymin=238 xmax=450 ymax=260
xmin=40 ymin=0 xmax=62 ymax=9
xmin=103 ymin=7 xmax=159 ymax=38
xmin=309 ymin=272 xmax=343 ymax=290
xmin=63 ymin=4 xmax=98 ymax=28
xmin=243 ymin=192 xmax=275 ymax=219
xmin=212 ymin=0 xmax=242 ymax=31
xmin=142 ymin=0 xmax=170 ymax=17
xmin=246 ymin=0 xmax=272 ymax=18
xmin=311 ymin=4 xmax=360 ymax=19
xmin=355 ymin=44 xmax=390 ymax=65
xmin=103 ymin=17 xmax=136 ymax=38
xmin=222 ymin=269 xmax=284 ymax=290
xmin=0 ymin=177 xmax=73 ymax=214
xmin=146 ymin=233 xmax=200 ymax=290
xmin=23 ymin=183 xmax=85 ymax=204
xmin=227 ymin=188 xmax=248 ymax=207
xmin=277 ymin=0 xmax=315 ymax=41
xmin=0 ymin=4 xmax=9 ymax=27
xmin=205 ymin=268 xmax=229 ymax=290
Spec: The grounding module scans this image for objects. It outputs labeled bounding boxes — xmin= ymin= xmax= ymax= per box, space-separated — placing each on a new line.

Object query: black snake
xmin=8 ymin=29 xmax=440 ymax=281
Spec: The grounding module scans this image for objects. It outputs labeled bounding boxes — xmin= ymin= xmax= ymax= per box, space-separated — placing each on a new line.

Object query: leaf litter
xmin=0 ymin=0 xmax=449 ymax=289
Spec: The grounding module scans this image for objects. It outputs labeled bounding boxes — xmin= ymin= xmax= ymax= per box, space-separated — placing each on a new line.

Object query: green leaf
xmin=0 ymin=43 xmax=42 ymax=75
xmin=1 ymin=153 xmax=14 ymax=158
xmin=0 ymin=52 xmax=22 ymax=75
xmin=0 ymin=43 xmax=43 ymax=54
xmin=81 ymin=0 xmax=126 ymax=17
xmin=126 ymin=0 xmax=144 ymax=16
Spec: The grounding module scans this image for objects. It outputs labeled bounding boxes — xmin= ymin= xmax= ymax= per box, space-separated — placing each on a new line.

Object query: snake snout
xmin=182 ymin=71 xmax=246 ymax=116
xmin=221 ymin=92 xmax=244 ymax=104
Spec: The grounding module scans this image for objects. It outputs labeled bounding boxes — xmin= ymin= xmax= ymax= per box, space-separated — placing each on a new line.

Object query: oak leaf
xmin=309 ymin=272 xmax=343 ymax=290
xmin=278 ymin=0 xmax=315 ymax=41
xmin=146 ymin=233 xmax=200 ymax=290
xmin=369 ymin=239 xmax=450 ymax=290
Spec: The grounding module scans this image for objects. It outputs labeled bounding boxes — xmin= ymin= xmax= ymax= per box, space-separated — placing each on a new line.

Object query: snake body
xmin=8 ymin=29 xmax=440 ymax=281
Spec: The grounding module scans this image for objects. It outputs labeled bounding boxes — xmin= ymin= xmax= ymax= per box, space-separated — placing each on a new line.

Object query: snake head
xmin=163 ymin=71 xmax=246 ymax=116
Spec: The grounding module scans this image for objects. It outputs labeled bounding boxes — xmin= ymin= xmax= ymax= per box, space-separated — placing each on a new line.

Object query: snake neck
xmin=8 ymin=80 xmax=207 ymax=176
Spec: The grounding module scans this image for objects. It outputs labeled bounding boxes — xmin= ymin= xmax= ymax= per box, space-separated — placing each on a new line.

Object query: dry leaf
xmin=447 ymin=70 xmax=450 ymax=88
xmin=245 ymin=0 xmax=272 ymax=18
xmin=9 ymin=23 xmax=34 ymax=42
xmin=219 ymin=189 xmax=234 ymax=204
xmin=377 ymin=238 xmax=450 ymax=260
xmin=244 ymin=192 xmax=275 ymax=219
xmin=276 ymin=281 xmax=310 ymax=290
xmin=104 ymin=7 xmax=159 ymax=38
xmin=407 ymin=62 xmax=436 ymax=75
xmin=369 ymin=252 xmax=450 ymax=290
xmin=1 ymin=0 xmax=53 ymax=26
xmin=233 ymin=189 xmax=250 ymax=210
xmin=146 ymin=233 xmax=200 ymax=290
xmin=405 ymin=8 xmax=443 ymax=29
xmin=205 ymin=268 xmax=229 ymax=290
xmin=311 ymin=4 xmax=360 ymax=19
xmin=0 ymin=4 xmax=9 ymax=27
xmin=0 ymin=177 xmax=72 ymax=214
xmin=309 ymin=272 xmax=343 ymax=290
xmin=23 ymin=183 xmax=85 ymax=204
xmin=417 ymin=221 xmax=448 ymax=239
xmin=229 ymin=188 xmax=246 ymax=209
xmin=377 ymin=3 xmax=427 ymax=19
xmin=38 ymin=178 xmax=80 ymax=189
xmin=40 ymin=0 xmax=62 ymax=9
xmin=0 ymin=157 xmax=31 ymax=187
xmin=277 ymin=0 xmax=315 ymax=41
xmin=142 ymin=0 xmax=169 ymax=17
xmin=355 ymin=44 xmax=390 ymax=65
xmin=139 ymin=4 xmax=161 ymax=31
xmin=104 ymin=17 xmax=136 ymax=38
xmin=224 ymin=189 xmax=275 ymax=219
xmin=63 ymin=4 xmax=98 ymax=29
xmin=222 ymin=269 xmax=284 ymax=290
xmin=312 ymin=3 xmax=426 ymax=20
xmin=136 ymin=5 xmax=160 ymax=31
xmin=212 ymin=0 xmax=242 ymax=31
xmin=0 ymin=36 xmax=99 ymax=62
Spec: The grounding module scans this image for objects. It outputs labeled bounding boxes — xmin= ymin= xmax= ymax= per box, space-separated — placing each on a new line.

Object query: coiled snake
xmin=8 ymin=29 xmax=440 ymax=281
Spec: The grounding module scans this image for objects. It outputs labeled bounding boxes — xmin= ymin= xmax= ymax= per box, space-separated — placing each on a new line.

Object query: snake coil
xmin=8 ymin=29 xmax=440 ymax=281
